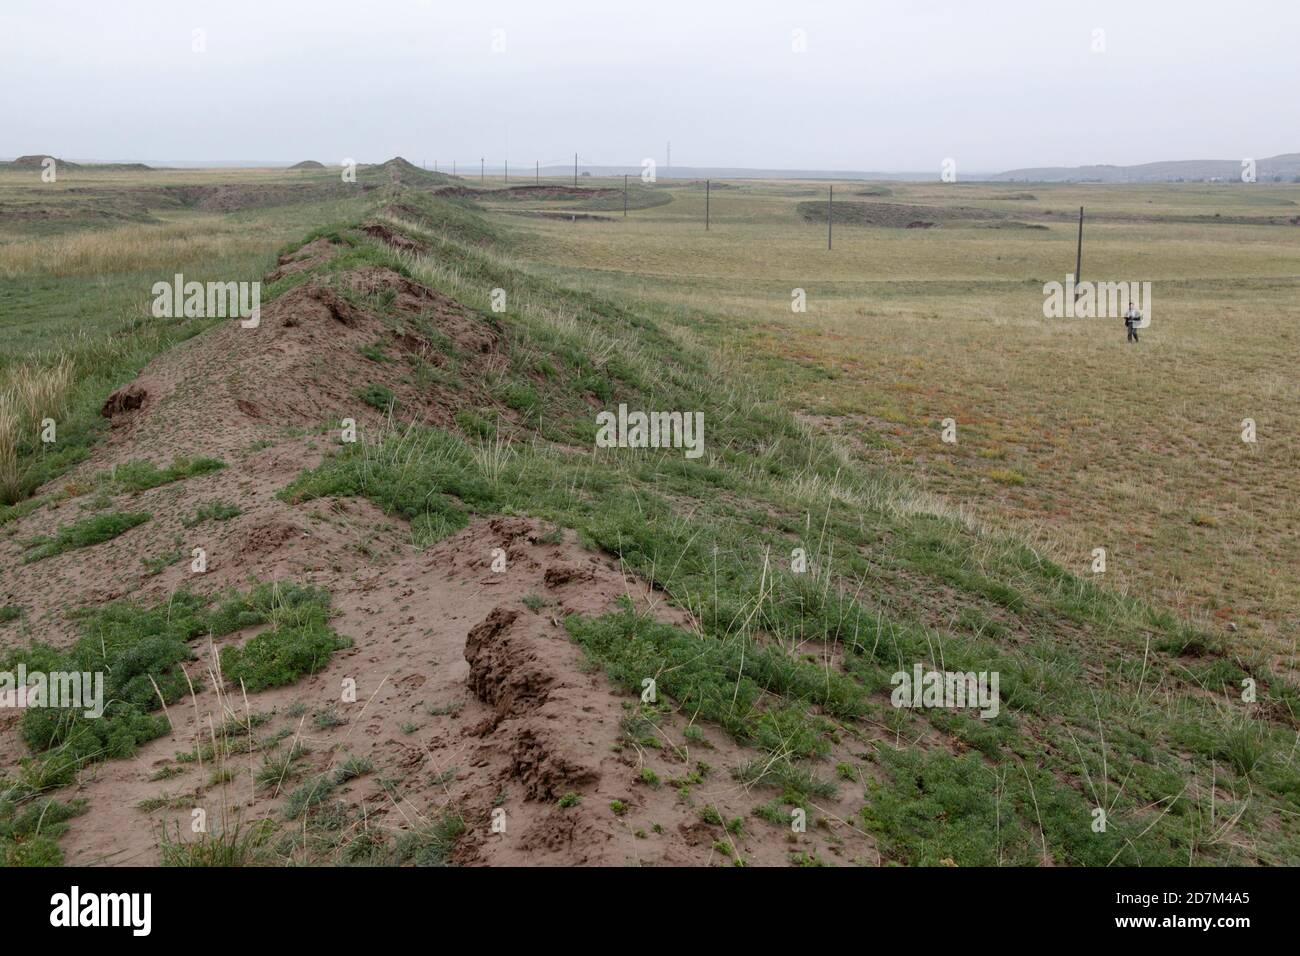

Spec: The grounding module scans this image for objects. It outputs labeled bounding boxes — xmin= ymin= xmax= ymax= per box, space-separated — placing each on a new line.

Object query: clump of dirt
xmin=298 ymin=283 xmax=364 ymax=326
xmin=238 ymin=519 xmax=304 ymax=556
xmin=362 ymin=221 xmax=427 ymax=252
xmin=262 ymin=236 xmax=342 ymax=282
xmin=100 ymin=383 xmax=149 ymax=418
xmin=543 ymin=564 xmax=596 ymax=588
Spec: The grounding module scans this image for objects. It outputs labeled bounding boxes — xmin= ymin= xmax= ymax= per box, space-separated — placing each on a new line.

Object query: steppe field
xmin=2 ymin=160 xmax=1298 ymax=866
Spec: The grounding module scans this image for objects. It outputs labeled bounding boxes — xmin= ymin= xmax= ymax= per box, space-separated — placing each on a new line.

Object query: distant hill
xmin=9 ymin=154 xmax=77 ymax=170
xmin=289 ymin=160 xmax=326 ymax=170
xmin=992 ymin=153 xmax=1300 ymax=183
xmin=359 ymin=156 xmax=456 ymax=185
xmin=1 ymin=155 xmax=151 ymax=172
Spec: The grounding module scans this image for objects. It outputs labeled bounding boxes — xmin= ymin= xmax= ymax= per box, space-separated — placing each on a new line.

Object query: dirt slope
xmin=0 ymin=238 xmax=876 ymax=866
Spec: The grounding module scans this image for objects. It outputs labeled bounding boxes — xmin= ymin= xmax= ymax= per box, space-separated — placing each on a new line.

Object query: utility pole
xmin=574 ymin=153 xmax=578 ymax=187
xmin=624 ymin=174 xmax=628 ymax=217
xmin=453 ymin=160 xmax=456 ymax=176
xmin=705 ymin=179 xmax=710 ymax=230
xmin=535 ymin=160 xmax=539 ymax=184
xmin=1074 ymin=206 xmax=1084 ymax=299
xmin=828 ymin=185 xmax=833 ymax=249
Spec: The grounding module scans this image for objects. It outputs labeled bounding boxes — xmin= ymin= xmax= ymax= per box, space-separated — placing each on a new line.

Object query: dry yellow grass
xmin=506 ymin=178 xmax=1300 ymax=654
xmin=0 ymin=357 xmax=75 ymax=501
xmin=0 ymin=216 xmax=279 ymax=279
xmin=0 ymin=400 xmax=20 ymax=503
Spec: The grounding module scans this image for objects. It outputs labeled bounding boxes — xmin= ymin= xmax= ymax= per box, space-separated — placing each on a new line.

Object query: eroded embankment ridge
xmin=0 ymin=226 xmax=876 ymax=867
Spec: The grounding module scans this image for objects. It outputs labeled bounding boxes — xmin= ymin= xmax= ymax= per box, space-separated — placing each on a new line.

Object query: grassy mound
xmin=269 ymin=191 xmax=1300 ymax=865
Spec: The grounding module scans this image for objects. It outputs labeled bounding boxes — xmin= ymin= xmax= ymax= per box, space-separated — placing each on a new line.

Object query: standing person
xmin=1124 ymin=301 xmax=1142 ymax=343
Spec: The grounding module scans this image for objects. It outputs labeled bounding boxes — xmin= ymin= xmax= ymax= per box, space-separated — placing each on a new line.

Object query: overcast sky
xmin=2 ymin=0 xmax=1296 ymax=171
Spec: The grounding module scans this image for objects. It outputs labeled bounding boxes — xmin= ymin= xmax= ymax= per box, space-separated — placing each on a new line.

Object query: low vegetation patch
xmin=181 ymin=500 xmax=242 ymax=527
xmin=356 ymin=382 xmax=396 ymax=411
xmin=0 ymin=581 xmax=347 ymax=864
xmin=96 ymin=457 xmax=225 ymax=493
xmin=20 ymin=511 xmax=149 ymax=562
xmin=219 ymin=586 xmax=350 ymax=692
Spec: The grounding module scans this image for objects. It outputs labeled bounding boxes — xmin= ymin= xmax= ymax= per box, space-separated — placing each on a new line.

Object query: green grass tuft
xmin=20 ymin=511 xmax=149 ymax=562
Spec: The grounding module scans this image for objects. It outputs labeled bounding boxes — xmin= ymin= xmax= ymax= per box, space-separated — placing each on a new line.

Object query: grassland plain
xmin=0 ymin=163 xmax=382 ymax=503
xmin=1 ymin=166 xmax=1298 ymax=866
xmin=501 ymin=177 xmax=1300 ymax=659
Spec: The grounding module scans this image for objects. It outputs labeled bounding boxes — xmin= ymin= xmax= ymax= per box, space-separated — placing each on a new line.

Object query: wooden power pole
xmin=1074 ymin=206 xmax=1084 ymax=298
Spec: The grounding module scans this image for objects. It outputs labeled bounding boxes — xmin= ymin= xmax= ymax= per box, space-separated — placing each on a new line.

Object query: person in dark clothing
xmin=1124 ymin=302 xmax=1142 ymax=343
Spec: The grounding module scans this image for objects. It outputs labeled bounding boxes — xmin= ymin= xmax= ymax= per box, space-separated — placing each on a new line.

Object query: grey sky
xmin=2 ymin=0 xmax=1296 ymax=171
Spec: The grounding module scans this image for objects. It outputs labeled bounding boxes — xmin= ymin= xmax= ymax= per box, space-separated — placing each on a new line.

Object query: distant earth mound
xmin=361 ymin=156 xmax=455 ymax=186
xmin=7 ymin=154 xmax=79 ymax=171
xmin=487 ymin=184 xmax=623 ymax=200
xmin=2 ymin=156 xmax=151 ymax=172
xmin=798 ymin=199 xmax=1006 ymax=229
xmin=444 ymin=182 xmax=672 ymax=212
xmin=289 ymin=160 xmax=326 ymax=170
